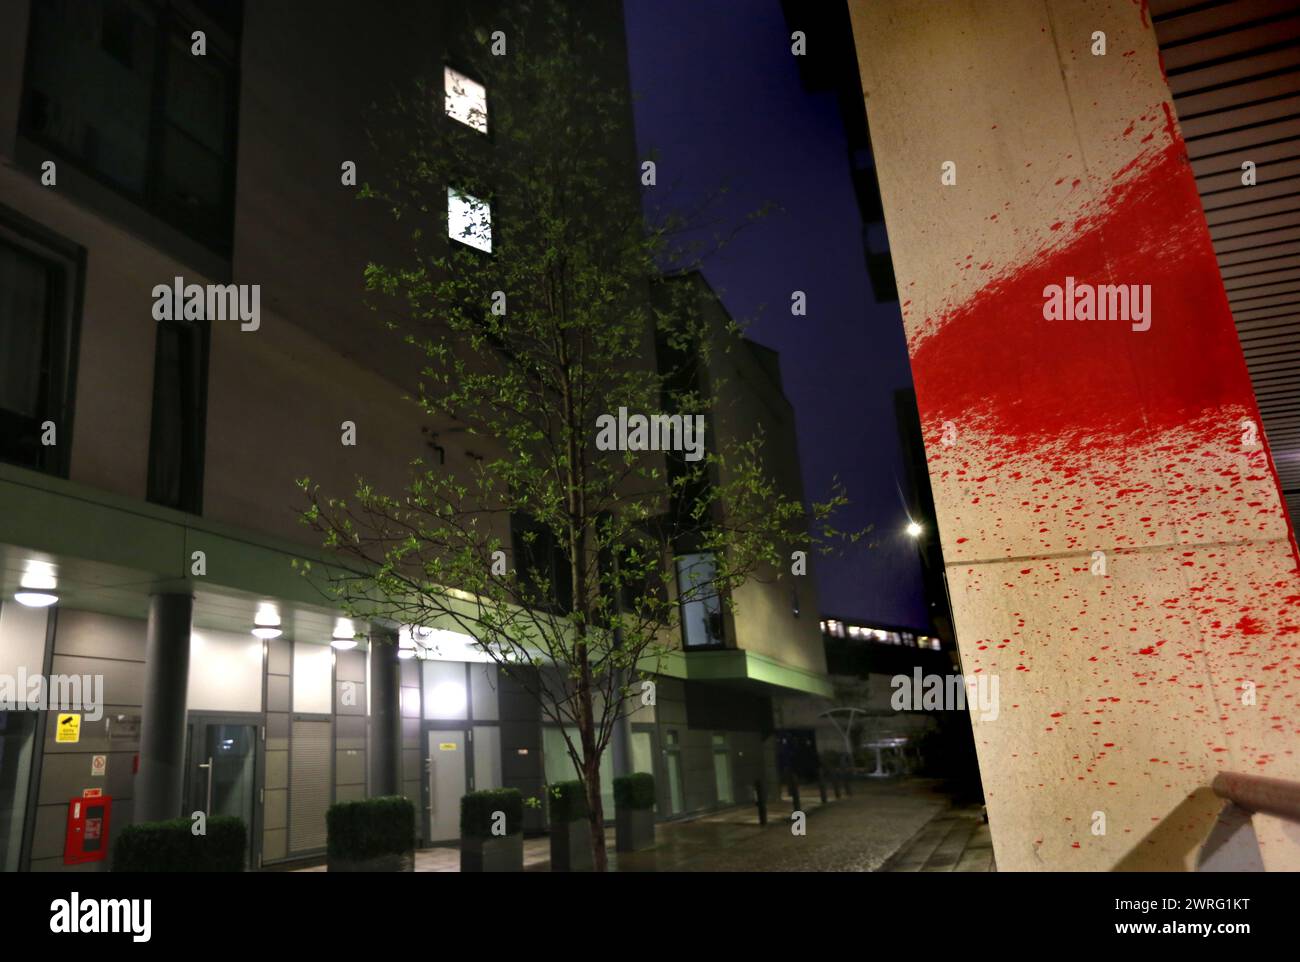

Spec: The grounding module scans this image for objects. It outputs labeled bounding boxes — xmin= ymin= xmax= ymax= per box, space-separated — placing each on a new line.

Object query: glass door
xmin=664 ymin=730 xmax=685 ymax=815
xmin=185 ymin=715 xmax=259 ymax=868
xmin=0 ymin=711 xmax=37 ymax=871
xmin=712 ymin=733 xmax=734 ymax=806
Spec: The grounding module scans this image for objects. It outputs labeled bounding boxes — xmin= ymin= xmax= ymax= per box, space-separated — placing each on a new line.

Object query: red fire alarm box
xmin=64 ymin=795 xmax=112 ymax=865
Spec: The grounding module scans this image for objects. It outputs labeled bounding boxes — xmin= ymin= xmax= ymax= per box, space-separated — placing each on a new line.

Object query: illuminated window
xmin=447 ymin=188 xmax=492 ymax=252
xmin=444 ymin=65 xmax=487 ymax=134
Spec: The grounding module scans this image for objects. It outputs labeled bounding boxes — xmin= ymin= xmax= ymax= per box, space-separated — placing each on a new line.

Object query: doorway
xmin=712 ymin=733 xmax=734 ymax=805
xmin=426 ymin=729 xmax=467 ymax=843
xmin=664 ymin=729 xmax=685 ymax=815
xmin=184 ymin=714 xmax=259 ymax=868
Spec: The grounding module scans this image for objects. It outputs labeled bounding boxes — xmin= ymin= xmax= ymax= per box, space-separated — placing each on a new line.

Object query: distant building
xmin=780 ymin=0 xmax=896 ymax=303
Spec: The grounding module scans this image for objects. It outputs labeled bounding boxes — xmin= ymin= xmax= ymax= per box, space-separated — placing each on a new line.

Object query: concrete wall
xmin=27 ymin=610 xmax=144 ymax=871
xmin=699 ymin=280 xmax=828 ymax=677
xmin=10 ymin=604 xmax=387 ymax=870
xmin=849 ymin=0 xmax=1300 ymax=870
xmin=0 ymin=0 xmax=523 ymax=551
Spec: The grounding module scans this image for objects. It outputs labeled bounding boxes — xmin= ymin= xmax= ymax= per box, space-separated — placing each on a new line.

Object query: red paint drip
xmin=910 ymin=137 xmax=1259 ymax=449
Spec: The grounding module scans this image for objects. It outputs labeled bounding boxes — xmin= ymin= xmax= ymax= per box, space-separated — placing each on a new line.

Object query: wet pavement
xmin=293 ymin=777 xmax=957 ymax=872
xmin=611 ymin=777 xmax=952 ymax=872
xmin=880 ymin=804 xmax=994 ymax=872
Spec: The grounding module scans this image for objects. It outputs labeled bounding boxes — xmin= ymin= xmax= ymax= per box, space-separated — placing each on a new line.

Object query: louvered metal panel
xmin=289 ymin=719 xmax=332 ymax=854
xmin=1154 ymin=0 xmax=1300 ymax=527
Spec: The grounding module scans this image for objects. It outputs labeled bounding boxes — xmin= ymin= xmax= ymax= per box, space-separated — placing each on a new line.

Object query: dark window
xmin=600 ymin=532 xmax=669 ymax=624
xmin=147 ymin=319 xmax=207 ymax=512
xmin=0 ymin=214 xmax=82 ymax=476
xmin=510 ymin=512 xmax=573 ymax=614
xmin=654 ymin=327 xmax=713 ymax=553
xmin=618 ymin=541 xmax=669 ymax=620
xmin=21 ymin=0 xmax=242 ymax=254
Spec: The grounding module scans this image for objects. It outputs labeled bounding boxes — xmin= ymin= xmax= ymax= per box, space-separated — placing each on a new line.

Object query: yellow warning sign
xmin=57 ymin=713 xmax=81 ymax=744
xmin=438 ymin=742 xmax=457 ymax=751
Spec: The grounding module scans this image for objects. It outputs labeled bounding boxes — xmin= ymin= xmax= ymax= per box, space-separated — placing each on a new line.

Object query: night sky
xmin=623 ymin=0 xmax=928 ymax=629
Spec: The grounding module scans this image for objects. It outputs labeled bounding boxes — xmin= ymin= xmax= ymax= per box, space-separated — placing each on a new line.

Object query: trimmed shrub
xmin=548 ymin=780 xmax=588 ymax=823
xmin=113 ymin=816 xmax=246 ymax=872
xmin=461 ymin=788 xmax=523 ymax=838
xmin=327 ymin=796 xmax=415 ymax=861
xmin=613 ymin=772 xmax=655 ymax=810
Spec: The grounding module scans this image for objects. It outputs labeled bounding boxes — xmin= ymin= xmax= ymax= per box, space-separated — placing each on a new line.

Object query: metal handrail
xmin=1212 ymin=771 xmax=1300 ymax=823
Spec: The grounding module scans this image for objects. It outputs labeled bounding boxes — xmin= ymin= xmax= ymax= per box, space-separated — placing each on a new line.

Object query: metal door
xmin=426 ymin=729 xmax=467 ymax=842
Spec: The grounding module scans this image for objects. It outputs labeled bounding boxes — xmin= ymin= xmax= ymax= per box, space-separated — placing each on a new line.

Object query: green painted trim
xmin=691 ymin=649 xmax=833 ymax=697
xmin=0 ymin=462 xmax=355 ymax=608
xmin=0 ymin=464 xmax=834 ymax=698
xmin=636 ymin=646 xmax=832 ymax=698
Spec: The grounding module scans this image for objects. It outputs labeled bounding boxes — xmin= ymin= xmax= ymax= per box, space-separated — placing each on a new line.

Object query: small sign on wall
xmin=91 ymin=755 xmax=106 ymax=777
xmin=107 ymin=713 xmax=140 ymax=742
xmin=56 ymin=713 xmax=81 ymax=743
xmin=439 ymin=742 xmax=457 ymax=751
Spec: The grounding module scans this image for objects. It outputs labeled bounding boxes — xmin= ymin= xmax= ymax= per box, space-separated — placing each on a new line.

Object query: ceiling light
xmin=14 ymin=591 xmax=58 ymax=608
xmin=252 ymin=603 xmax=281 ymax=639
xmin=331 ymin=617 xmax=358 ymax=648
xmin=15 ymin=561 xmax=58 ymax=607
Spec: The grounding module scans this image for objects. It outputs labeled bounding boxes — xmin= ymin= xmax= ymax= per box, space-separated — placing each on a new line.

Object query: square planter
xmin=460 ymin=833 xmax=524 ymax=872
xmin=615 ymin=807 xmax=655 ymax=853
xmin=549 ymin=818 xmax=594 ymax=872
xmin=327 ymin=851 xmax=414 ymax=872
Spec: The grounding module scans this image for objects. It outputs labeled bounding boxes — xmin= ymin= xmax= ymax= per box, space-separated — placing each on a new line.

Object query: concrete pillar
xmin=368 ymin=625 xmax=402 ymax=797
xmin=611 ymin=672 xmax=634 ymax=778
xmin=849 ymin=0 xmax=1300 ymax=870
xmin=135 ymin=592 xmax=193 ymax=824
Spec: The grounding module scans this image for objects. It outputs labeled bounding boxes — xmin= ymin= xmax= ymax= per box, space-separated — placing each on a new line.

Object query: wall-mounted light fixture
xmin=14 ymin=561 xmax=58 ymax=607
xmin=331 ymin=617 xmax=358 ymax=650
xmin=251 ymin=603 xmax=282 ymax=640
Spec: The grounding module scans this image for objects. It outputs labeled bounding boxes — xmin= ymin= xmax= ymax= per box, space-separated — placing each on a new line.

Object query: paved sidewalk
xmin=613 ymin=778 xmax=951 ymax=872
xmin=293 ymin=777 xmax=952 ymax=872
xmin=880 ymin=804 xmax=995 ymax=872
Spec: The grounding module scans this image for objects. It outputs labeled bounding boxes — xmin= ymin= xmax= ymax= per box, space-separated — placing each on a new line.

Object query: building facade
xmin=0 ymin=0 xmax=828 ymax=871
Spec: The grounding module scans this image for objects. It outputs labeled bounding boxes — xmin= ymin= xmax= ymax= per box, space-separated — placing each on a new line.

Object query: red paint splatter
xmin=1235 ymin=615 xmax=1265 ymax=636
